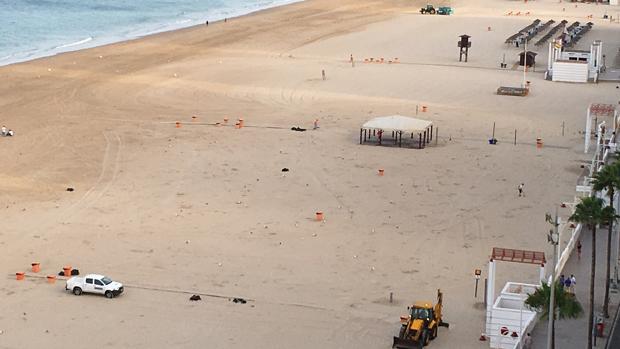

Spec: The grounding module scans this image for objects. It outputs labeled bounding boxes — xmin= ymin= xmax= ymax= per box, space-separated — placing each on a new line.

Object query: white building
xmin=546 ymin=40 xmax=603 ymax=83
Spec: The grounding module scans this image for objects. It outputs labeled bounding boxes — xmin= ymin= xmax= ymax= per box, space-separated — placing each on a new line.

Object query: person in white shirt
xmin=1 ymin=125 xmax=6 ymax=136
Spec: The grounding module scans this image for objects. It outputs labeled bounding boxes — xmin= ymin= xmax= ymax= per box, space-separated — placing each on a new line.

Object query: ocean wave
xmin=0 ymin=0 xmax=304 ymax=68
xmin=54 ymin=37 xmax=93 ymax=50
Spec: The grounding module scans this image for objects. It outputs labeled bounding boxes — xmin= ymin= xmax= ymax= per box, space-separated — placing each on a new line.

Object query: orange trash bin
xmin=31 ymin=262 xmax=41 ymax=273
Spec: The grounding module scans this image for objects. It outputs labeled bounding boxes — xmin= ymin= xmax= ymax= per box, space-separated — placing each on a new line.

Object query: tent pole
xmin=423 ymin=130 xmax=427 ymax=147
xmin=359 ymin=128 xmax=363 ymax=144
xmin=399 ymin=131 xmax=402 ymax=147
xmin=430 ymin=125 xmax=433 ymax=141
xmin=419 ymin=133 xmax=422 ymax=149
xmin=364 ymin=129 xmax=367 ymax=142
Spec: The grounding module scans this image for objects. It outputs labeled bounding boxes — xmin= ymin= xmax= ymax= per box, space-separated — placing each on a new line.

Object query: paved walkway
xmin=530 ymin=227 xmax=620 ymax=349
xmin=608 ymin=306 xmax=620 ymax=349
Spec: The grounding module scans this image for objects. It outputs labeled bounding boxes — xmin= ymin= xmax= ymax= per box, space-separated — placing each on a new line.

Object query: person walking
xmin=523 ymin=332 xmax=533 ymax=349
xmin=518 ymin=183 xmax=525 ymax=197
xmin=577 ymin=240 xmax=582 ymax=260
xmin=564 ymin=276 xmax=572 ymax=293
xmin=559 ymin=274 xmax=566 ymax=290
xmin=570 ymin=274 xmax=576 ymax=293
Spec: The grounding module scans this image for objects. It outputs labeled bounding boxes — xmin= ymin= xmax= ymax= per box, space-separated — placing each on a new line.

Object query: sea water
xmin=0 ymin=0 xmax=301 ymax=66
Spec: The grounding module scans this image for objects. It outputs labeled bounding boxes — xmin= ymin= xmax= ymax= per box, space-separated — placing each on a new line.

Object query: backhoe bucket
xmin=392 ymin=336 xmax=420 ymax=349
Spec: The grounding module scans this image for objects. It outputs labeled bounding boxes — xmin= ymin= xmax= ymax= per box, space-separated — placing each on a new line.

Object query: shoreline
xmin=0 ymin=0 xmax=304 ymax=68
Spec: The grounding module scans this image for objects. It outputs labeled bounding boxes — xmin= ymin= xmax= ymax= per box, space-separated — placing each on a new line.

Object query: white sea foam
xmin=0 ymin=0 xmax=304 ymax=68
xmin=54 ymin=37 xmax=93 ymax=50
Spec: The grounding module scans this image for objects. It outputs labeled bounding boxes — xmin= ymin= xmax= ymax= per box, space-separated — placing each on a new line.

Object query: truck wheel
xmin=398 ymin=325 xmax=407 ymax=339
xmin=105 ymin=291 xmax=114 ymax=299
xmin=430 ymin=9 xmax=436 ymax=14
xmin=422 ymin=330 xmax=430 ymax=346
xmin=73 ymin=287 xmax=82 ymax=296
xmin=431 ymin=325 xmax=438 ymax=339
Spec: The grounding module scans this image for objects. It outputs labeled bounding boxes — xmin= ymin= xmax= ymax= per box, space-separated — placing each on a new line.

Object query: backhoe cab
xmin=392 ymin=289 xmax=449 ymax=348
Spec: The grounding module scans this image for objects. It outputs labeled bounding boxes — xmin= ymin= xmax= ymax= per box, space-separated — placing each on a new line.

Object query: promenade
xmin=531 ymin=226 xmax=620 ymax=348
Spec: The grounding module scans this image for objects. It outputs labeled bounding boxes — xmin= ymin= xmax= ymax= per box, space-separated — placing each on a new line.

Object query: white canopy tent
xmin=360 ymin=115 xmax=434 ymax=148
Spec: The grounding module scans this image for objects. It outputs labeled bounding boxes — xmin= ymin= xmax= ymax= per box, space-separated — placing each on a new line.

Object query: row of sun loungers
xmin=505 ymin=19 xmax=541 ymax=44
xmin=559 ymin=22 xmax=593 ymax=49
xmin=535 ymin=20 xmax=567 ymax=46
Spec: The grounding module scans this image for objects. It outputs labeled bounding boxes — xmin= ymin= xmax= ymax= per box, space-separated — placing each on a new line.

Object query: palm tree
xmin=526 ymin=280 xmax=583 ymax=348
xmin=591 ymin=161 xmax=620 ymax=318
xmin=570 ymin=197 xmax=610 ymax=349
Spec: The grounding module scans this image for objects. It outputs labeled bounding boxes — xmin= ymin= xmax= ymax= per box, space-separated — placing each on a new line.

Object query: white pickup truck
xmin=65 ymin=274 xmax=124 ymax=298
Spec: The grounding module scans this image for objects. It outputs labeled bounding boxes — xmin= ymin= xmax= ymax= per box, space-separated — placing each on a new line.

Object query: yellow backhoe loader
xmin=392 ymin=289 xmax=449 ymax=348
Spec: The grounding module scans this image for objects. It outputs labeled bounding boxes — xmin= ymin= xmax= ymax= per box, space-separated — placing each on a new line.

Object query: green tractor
xmin=437 ymin=7 xmax=453 ymax=15
xmin=420 ymin=5 xmax=453 ymax=15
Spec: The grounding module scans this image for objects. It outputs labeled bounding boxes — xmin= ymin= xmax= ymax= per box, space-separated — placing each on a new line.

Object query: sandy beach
xmin=1 ymin=0 xmax=620 ymax=348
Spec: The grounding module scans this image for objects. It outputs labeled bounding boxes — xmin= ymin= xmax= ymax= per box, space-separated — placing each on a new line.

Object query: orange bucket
xmin=46 ymin=275 xmax=56 ymax=284
xmin=63 ymin=266 xmax=72 ymax=277
xmin=536 ymin=138 xmax=543 ymax=149
xmin=378 ymin=169 xmax=384 ymax=176
xmin=16 ymin=272 xmax=25 ymax=281
xmin=175 ymin=121 xmax=181 ymax=128
xmin=315 ymin=211 xmax=324 ymax=221
xmin=422 ymin=106 xmax=428 ymax=112
xmin=238 ymin=118 xmax=244 ymax=128
xmin=223 ymin=117 xmax=229 ymax=124
xmin=191 ymin=115 xmax=197 ymax=121
xmin=31 ymin=262 xmax=40 ymax=273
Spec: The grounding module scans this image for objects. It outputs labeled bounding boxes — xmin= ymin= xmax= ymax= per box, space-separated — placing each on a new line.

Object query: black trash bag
xmin=189 ymin=294 xmax=202 ymax=301
xmin=232 ymin=297 xmax=247 ymax=304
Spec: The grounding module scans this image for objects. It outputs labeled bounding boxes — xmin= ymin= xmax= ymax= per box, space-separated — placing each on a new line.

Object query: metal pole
xmin=547 ymin=207 xmax=559 ymax=349
xmin=515 ymin=129 xmax=517 ymax=145
xmin=519 ymin=295 xmax=524 ymax=349
xmin=492 ymin=122 xmax=496 ymax=139
xmin=523 ymin=40 xmax=528 ymax=88
xmin=484 ymin=278 xmax=488 ymax=307
xmin=475 ymin=278 xmax=479 ymax=298
xmin=562 ymin=121 xmax=565 ymax=136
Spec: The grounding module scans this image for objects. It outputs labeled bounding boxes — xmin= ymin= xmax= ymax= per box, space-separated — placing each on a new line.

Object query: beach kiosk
xmin=359 ymin=115 xmax=433 ymax=149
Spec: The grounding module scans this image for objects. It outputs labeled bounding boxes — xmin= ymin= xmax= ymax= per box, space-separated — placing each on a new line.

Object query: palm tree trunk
xmin=604 ymin=189 xmax=614 ymax=318
xmin=588 ymin=225 xmax=596 ymax=349
xmin=552 ymin=307 xmax=556 ymax=349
